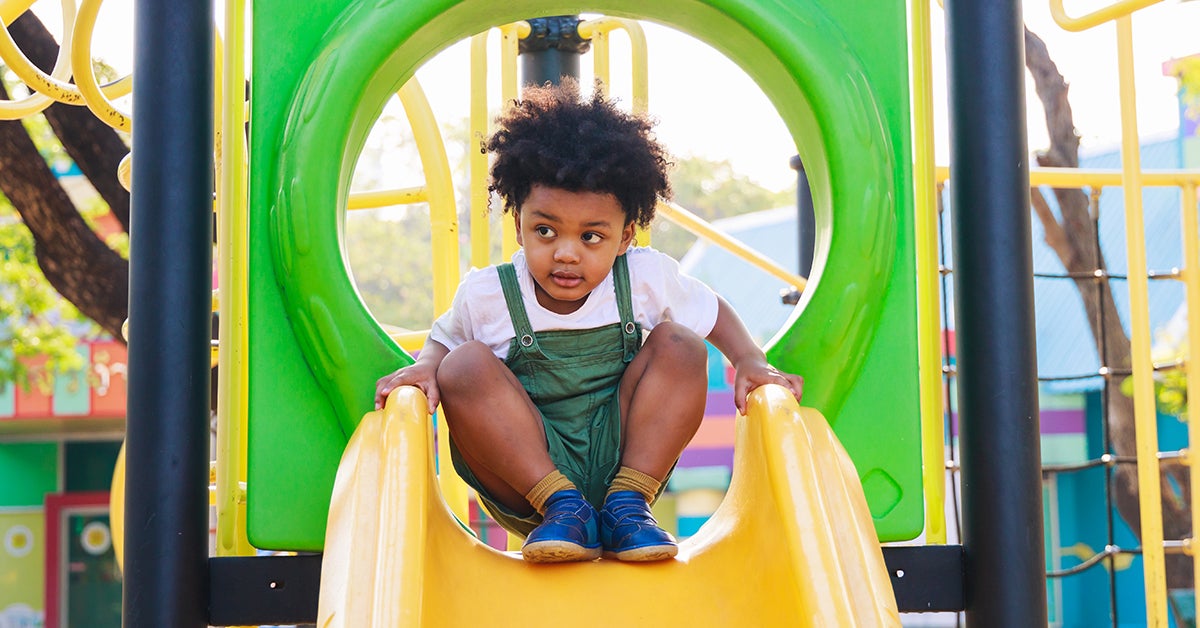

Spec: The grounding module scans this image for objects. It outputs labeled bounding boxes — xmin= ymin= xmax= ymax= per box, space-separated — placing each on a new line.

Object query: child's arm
xmin=705 ymin=296 xmax=804 ymax=414
xmin=374 ymin=338 xmax=451 ymax=414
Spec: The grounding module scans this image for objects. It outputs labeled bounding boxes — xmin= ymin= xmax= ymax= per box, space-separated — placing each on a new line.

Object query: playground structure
xmin=2 ymin=0 xmax=1200 ymax=625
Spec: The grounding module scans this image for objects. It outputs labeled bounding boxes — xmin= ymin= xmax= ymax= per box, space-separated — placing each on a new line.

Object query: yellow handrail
xmin=1048 ymin=0 xmax=1162 ymax=32
xmin=657 ymin=200 xmax=806 ymax=292
xmin=1115 ymin=15 xmax=1166 ymax=625
xmin=910 ymin=0 xmax=946 ymax=544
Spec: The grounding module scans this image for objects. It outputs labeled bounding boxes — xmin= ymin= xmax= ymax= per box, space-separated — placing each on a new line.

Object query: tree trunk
xmin=8 ymin=12 xmax=131 ymax=229
xmin=0 ymin=28 xmax=128 ymax=339
xmin=1025 ymin=27 xmax=1193 ymax=592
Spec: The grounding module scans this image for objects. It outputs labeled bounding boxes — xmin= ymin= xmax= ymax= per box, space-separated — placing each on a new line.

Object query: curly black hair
xmin=485 ymin=79 xmax=672 ymax=229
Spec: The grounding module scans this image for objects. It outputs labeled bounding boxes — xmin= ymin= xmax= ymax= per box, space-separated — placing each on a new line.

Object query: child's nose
xmin=553 ymin=243 xmax=579 ymax=263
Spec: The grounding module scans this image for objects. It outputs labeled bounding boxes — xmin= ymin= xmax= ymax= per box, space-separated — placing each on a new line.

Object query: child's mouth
xmin=551 ymin=272 xmax=582 ymax=289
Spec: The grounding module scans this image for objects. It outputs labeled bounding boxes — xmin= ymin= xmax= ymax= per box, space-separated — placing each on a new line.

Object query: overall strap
xmin=612 ymin=254 xmax=640 ymax=362
xmin=496 ymin=263 xmax=540 ymax=354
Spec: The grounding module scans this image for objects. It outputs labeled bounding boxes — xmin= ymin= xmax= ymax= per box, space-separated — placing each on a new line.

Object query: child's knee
xmin=438 ymin=341 xmax=494 ymax=386
xmin=645 ymin=322 xmax=707 ymax=367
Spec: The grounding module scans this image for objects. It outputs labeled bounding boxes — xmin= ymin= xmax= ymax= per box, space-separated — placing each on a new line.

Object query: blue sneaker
xmin=521 ymin=489 xmax=602 ymax=563
xmin=599 ymin=491 xmax=678 ymax=561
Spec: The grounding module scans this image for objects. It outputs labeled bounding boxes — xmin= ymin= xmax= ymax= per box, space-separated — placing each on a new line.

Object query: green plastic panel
xmin=249 ymin=0 xmax=919 ymax=550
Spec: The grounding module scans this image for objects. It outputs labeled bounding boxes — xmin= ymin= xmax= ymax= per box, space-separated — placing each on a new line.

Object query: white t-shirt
xmin=429 ymin=247 xmax=719 ymax=361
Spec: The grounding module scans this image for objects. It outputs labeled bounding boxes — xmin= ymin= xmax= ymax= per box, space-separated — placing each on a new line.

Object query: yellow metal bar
xmin=934 ymin=166 xmax=1200 ymax=188
xmin=69 ymin=0 xmax=132 ymax=130
xmin=588 ymin=28 xmax=610 ymax=94
xmin=910 ymin=0 xmax=945 ymax=544
xmin=346 ymin=186 xmax=427 ymax=210
xmin=396 ymin=78 xmax=468 ymax=524
xmin=1049 ymin=0 xmax=1162 ymax=32
xmin=658 ymin=200 xmax=806 ymax=291
xmin=215 ymin=0 xmax=255 ymax=558
xmin=397 ymin=80 xmax=458 ymax=318
xmin=1114 ymin=16 xmax=1167 ymax=625
xmin=469 ymin=33 xmax=491 ymax=269
xmin=498 ymin=22 xmax=527 ymax=261
xmin=1181 ymin=183 xmax=1200 ymax=609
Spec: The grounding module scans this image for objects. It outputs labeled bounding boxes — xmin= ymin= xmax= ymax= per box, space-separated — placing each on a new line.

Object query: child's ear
xmin=513 ymin=210 xmax=524 ymax=247
xmin=617 ymin=221 xmax=636 ymax=254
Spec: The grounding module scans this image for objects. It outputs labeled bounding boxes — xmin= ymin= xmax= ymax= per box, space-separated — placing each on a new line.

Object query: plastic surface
xmin=317 ymin=385 xmax=899 ymax=626
xmin=248 ymin=0 xmax=920 ymax=550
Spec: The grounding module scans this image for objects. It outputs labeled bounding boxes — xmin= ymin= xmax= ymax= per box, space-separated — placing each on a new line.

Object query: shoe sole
xmin=603 ymin=544 xmax=678 ymax=562
xmin=522 ymin=540 xmax=602 ymax=563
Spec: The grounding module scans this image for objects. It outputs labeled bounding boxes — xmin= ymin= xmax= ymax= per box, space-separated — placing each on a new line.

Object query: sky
xmin=27 ymin=0 xmax=1200 ymax=192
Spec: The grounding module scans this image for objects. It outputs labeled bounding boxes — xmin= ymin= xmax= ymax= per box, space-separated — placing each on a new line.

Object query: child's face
xmin=514 ymin=184 xmax=635 ymax=315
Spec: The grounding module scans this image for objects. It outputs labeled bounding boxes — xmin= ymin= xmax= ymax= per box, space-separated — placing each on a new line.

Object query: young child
xmin=374 ymin=80 xmax=804 ymax=564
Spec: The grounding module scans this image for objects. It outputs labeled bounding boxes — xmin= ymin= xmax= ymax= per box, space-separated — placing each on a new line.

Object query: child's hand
xmin=732 ymin=357 xmax=804 ymax=415
xmin=375 ymin=362 xmax=440 ymax=414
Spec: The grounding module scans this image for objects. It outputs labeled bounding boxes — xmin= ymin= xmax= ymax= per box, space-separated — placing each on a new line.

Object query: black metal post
xmin=124 ymin=0 xmax=213 ymax=625
xmin=945 ymin=1 xmax=1046 ymax=625
xmin=519 ymin=16 xmax=589 ymax=88
xmin=789 ymin=154 xmax=815 ymax=278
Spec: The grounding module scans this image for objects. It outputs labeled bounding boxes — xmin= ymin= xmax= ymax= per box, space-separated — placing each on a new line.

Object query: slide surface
xmin=317 ymin=384 xmax=899 ymax=626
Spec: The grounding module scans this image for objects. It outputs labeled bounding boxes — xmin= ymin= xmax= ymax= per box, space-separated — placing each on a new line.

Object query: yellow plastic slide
xmin=317 ymin=384 xmax=900 ymax=626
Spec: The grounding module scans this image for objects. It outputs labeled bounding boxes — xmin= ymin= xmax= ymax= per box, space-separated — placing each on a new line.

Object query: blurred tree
xmin=652 ymin=155 xmax=792 ymax=258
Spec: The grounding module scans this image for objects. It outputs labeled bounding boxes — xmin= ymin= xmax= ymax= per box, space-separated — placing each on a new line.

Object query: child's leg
xmin=437 ymin=341 xmax=555 ymax=516
xmin=617 ymin=321 xmax=709 ymax=479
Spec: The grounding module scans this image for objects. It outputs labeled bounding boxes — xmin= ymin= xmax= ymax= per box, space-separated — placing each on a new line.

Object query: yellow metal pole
xmin=935 ymin=166 xmax=1200 ymax=188
xmin=346 ymin=186 xmax=427 ymax=210
xmin=215 ymin=0 xmax=254 ymax=558
xmin=0 ymin=0 xmax=78 ymax=120
xmin=1115 ymin=15 xmax=1167 ymax=625
xmin=498 ymin=22 xmax=528 ymax=262
xmin=470 ymin=33 xmax=491 ymax=270
xmin=910 ymin=0 xmax=946 ymax=544
xmin=658 ymin=200 xmax=806 ymax=291
xmin=589 ymin=28 xmax=610 ymax=94
xmin=1049 ymin=0 xmax=1163 ymax=32
xmin=1181 ymin=183 xmax=1200 ymax=609
xmin=0 ymin=0 xmax=35 ymax=26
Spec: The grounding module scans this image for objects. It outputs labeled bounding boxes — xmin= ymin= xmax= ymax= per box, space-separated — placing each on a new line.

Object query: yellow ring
xmin=0 ymin=0 xmax=131 ymax=112
xmin=0 ymin=0 xmax=75 ymax=119
xmin=71 ymin=0 xmax=131 ymax=131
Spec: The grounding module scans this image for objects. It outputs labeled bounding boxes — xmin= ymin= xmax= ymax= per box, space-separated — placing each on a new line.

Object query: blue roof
xmin=682 ymin=134 xmax=1187 ymax=394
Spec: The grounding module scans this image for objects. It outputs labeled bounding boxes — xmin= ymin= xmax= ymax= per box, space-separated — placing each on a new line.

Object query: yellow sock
xmin=525 ymin=470 xmax=576 ymax=514
xmin=607 ymin=466 xmax=661 ymax=503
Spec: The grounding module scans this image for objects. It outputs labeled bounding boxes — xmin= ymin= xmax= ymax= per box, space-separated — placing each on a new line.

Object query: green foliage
xmin=0 ymin=200 xmax=101 ymax=390
xmin=652 ymin=155 xmax=794 ymax=258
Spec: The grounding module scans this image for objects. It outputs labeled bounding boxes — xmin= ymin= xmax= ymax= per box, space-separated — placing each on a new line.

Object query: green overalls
xmin=449 ymin=254 xmax=642 ymax=537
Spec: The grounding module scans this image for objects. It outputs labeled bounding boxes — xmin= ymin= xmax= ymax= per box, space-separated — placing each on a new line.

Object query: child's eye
xmin=581 ymin=232 xmax=603 ymax=244
xmin=535 ymin=226 xmax=556 ymax=238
